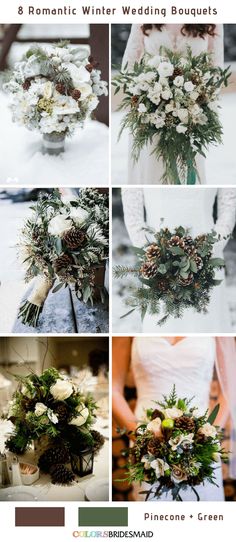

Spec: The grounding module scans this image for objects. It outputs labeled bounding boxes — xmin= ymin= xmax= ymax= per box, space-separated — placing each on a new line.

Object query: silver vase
xmin=42 ymin=132 xmax=66 ymax=155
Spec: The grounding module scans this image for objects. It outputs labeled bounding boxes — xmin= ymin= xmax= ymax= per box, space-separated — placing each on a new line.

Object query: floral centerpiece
xmin=123 ymin=386 xmax=228 ymax=501
xmin=4 ymin=41 xmax=108 ymax=154
xmin=18 ymin=188 xmax=109 ymax=327
xmin=6 ymin=368 xmax=105 ymax=485
xmin=113 ymin=48 xmax=230 ymax=184
xmin=113 ymin=225 xmax=225 ymax=326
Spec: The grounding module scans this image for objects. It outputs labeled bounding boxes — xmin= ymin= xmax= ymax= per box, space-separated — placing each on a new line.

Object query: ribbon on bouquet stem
xmin=18 ymin=276 xmax=53 ymax=327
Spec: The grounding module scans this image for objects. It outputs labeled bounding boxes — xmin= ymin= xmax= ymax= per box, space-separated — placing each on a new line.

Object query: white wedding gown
xmin=131 ymin=336 xmax=224 ymax=501
xmin=122 ymin=24 xmax=224 ymax=184
xmin=122 ymin=187 xmax=236 ymax=332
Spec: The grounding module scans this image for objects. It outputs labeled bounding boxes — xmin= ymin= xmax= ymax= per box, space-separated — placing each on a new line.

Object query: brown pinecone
xmin=54 ymin=402 xmax=69 ymax=425
xmin=182 ymin=235 xmax=194 ymax=248
xmin=88 ymin=55 xmax=99 ymax=68
xmin=147 ymin=437 xmax=165 ymax=457
xmin=140 ymin=261 xmax=158 ymax=278
xmin=63 ymin=227 xmax=86 ymax=249
xmin=156 ymin=278 xmax=169 ymax=292
xmin=197 ymin=93 xmax=207 ymax=105
xmin=194 ymin=255 xmax=203 ymax=270
xmin=50 ymin=464 xmax=75 ymax=485
xmin=179 ymin=272 xmax=194 ymax=286
xmin=131 ymin=96 xmax=138 ymax=107
xmin=22 ymin=79 xmax=31 ymax=91
xmin=71 ymin=89 xmax=81 ymax=101
xmin=145 ymin=244 xmax=161 ymax=261
xmin=169 ymin=235 xmax=185 ymax=249
xmin=151 ymin=409 xmax=164 ymax=421
xmin=174 ymin=415 xmax=195 ymax=432
xmin=170 ymin=67 xmax=183 ymax=80
xmin=85 ymin=63 xmax=94 ymax=73
xmin=54 ymin=253 xmax=72 ymax=273
xmin=38 ymin=446 xmax=70 ymax=473
xmin=55 ymin=83 xmax=67 ymax=95
xmin=185 ymin=246 xmax=197 ymax=257
xmin=91 ymin=430 xmax=105 ymax=455
xmin=191 ymin=73 xmax=200 ymax=85
xmin=189 ymin=473 xmax=204 ymax=486
xmin=195 ymin=431 xmax=207 ymax=444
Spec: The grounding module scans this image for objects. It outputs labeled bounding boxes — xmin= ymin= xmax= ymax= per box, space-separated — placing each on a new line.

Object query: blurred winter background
xmin=112 ymin=188 xmax=236 ymax=332
xmin=0 ymin=24 xmax=109 ymax=185
xmin=111 ymin=24 xmax=236 ymax=185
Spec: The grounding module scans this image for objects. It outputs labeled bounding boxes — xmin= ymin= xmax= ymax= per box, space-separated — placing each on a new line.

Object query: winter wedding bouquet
xmin=4 ymin=41 xmax=108 ymax=153
xmin=125 ymin=387 xmax=227 ymax=501
xmin=113 ymin=48 xmax=230 ymax=184
xmin=6 ymin=368 xmax=104 ymax=485
xmin=18 ymin=189 xmax=109 ymax=327
xmin=114 ymin=225 xmax=225 ymax=325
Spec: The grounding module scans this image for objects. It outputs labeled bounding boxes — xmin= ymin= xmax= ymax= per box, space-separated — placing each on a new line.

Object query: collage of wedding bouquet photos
xmin=0 ymin=23 xmax=236 ymax=505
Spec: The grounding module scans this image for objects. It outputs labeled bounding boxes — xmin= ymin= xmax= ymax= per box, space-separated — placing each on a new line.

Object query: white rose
xmin=169 ymin=433 xmax=194 ymax=451
xmin=77 ymin=82 xmax=93 ymax=101
xmin=184 ymin=81 xmax=195 ymax=92
xmin=177 ymin=108 xmax=188 ymax=123
xmin=148 ymin=55 xmax=161 ymax=68
xmin=70 ymin=206 xmax=89 ymax=225
xmin=150 ymin=458 xmax=169 ymax=479
xmin=161 ymin=89 xmax=172 ymax=100
xmin=50 ymin=379 xmax=73 ymax=400
xmin=65 ymin=63 xmax=90 ymax=87
xmin=164 ymin=407 xmax=183 ymax=419
xmin=35 ymin=402 xmax=48 ymax=417
xmin=198 ymin=423 xmax=217 ymax=439
xmin=148 ymin=91 xmax=161 ymax=105
xmin=173 ymin=76 xmax=184 ymax=87
xmin=171 ymin=466 xmax=188 ymax=484
xmin=157 ymin=62 xmax=174 ymax=78
xmin=48 ymin=214 xmax=73 ymax=237
xmin=138 ymin=103 xmax=147 ymax=113
xmin=165 ymin=102 xmax=174 ymax=113
xmin=146 ymin=417 xmax=163 ymax=437
xmin=176 ymin=124 xmax=187 ymax=134
xmin=43 ymin=81 xmax=53 ymax=99
xmin=69 ymin=404 xmax=89 ymax=427
xmin=189 ymin=91 xmax=199 ymax=101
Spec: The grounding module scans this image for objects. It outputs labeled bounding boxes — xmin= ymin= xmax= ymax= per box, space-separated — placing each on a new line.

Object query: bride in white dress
xmin=121 ymin=24 xmax=224 ymax=184
xmin=112 ymin=336 xmax=236 ymax=501
xmin=121 ymin=187 xmax=236 ymax=333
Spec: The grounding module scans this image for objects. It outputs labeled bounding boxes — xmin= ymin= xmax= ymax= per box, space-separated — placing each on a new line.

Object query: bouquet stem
xmin=42 ymin=132 xmax=66 ymax=156
xmin=18 ymin=276 xmax=53 ymax=327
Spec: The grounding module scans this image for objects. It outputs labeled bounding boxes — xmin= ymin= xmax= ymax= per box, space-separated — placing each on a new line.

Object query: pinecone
xmin=194 ymin=256 xmax=203 ymax=270
xmin=145 ymin=244 xmax=161 ymax=261
xmin=156 ymin=278 xmax=169 ymax=292
xmin=88 ymin=55 xmax=99 ymax=68
xmin=191 ymin=73 xmax=200 ymax=85
xmin=38 ymin=446 xmax=70 ymax=474
xmin=174 ymin=415 xmax=195 ymax=432
xmin=179 ymin=273 xmax=194 ymax=286
xmin=54 ymin=253 xmax=72 ymax=273
xmin=182 ymin=235 xmax=194 ymax=247
xmin=55 ymin=83 xmax=66 ymax=95
xmin=91 ymin=430 xmax=105 ymax=455
xmin=63 ymin=227 xmax=86 ymax=249
xmin=131 ymin=96 xmax=138 ymax=107
xmin=151 ymin=409 xmax=165 ymax=421
xmin=50 ymin=464 xmax=75 ymax=485
xmin=85 ymin=63 xmax=94 ymax=73
xmin=197 ymin=93 xmax=207 ymax=105
xmin=54 ymin=402 xmax=69 ymax=425
xmin=195 ymin=430 xmax=207 ymax=444
xmin=140 ymin=261 xmax=158 ymax=278
xmin=185 ymin=246 xmax=197 ymax=257
xmin=71 ymin=89 xmax=81 ymax=101
xmin=189 ymin=473 xmax=204 ymax=486
xmin=169 ymin=235 xmax=185 ymax=249
xmin=22 ymin=79 xmax=31 ymax=91
xmin=147 ymin=437 xmax=165 ymax=457
xmin=170 ymin=67 xmax=183 ymax=80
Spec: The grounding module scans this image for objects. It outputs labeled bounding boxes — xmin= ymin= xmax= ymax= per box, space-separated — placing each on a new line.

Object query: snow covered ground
xmin=111 ymin=93 xmax=236 ymax=185
xmin=0 ymin=92 xmax=109 ymax=186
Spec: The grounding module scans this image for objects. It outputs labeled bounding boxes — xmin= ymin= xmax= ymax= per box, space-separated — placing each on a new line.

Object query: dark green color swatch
xmin=79 ymin=507 xmax=128 ymax=527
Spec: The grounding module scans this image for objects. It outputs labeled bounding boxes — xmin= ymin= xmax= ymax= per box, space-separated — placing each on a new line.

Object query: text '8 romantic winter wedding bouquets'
xmin=113 ymin=48 xmax=230 ymax=184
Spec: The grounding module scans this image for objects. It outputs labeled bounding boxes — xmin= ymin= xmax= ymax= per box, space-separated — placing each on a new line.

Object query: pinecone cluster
xmin=156 ymin=278 xmax=169 ymax=292
xmin=50 ymin=464 xmax=75 ymax=485
xmin=140 ymin=261 xmax=158 ymax=278
xmin=70 ymin=89 xmax=81 ymax=101
xmin=55 ymin=83 xmax=67 ymax=95
xmin=145 ymin=244 xmax=161 ymax=261
xmin=85 ymin=55 xmax=99 ymax=72
xmin=91 ymin=430 xmax=105 ymax=455
xmin=197 ymin=93 xmax=208 ymax=105
xmin=147 ymin=437 xmax=165 ymax=457
xmin=174 ymin=415 xmax=195 ymax=432
xmin=54 ymin=253 xmax=72 ymax=273
xmin=194 ymin=255 xmax=203 ymax=270
xmin=54 ymin=402 xmax=69 ymax=425
xmin=169 ymin=235 xmax=185 ymax=249
xmin=63 ymin=227 xmax=86 ymax=249
xmin=38 ymin=446 xmax=70 ymax=473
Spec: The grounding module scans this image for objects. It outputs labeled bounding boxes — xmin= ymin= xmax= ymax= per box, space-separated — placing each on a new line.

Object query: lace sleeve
xmin=215 ymin=189 xmax=236 ymax=243
xmin=121 ymin=188 xmax=146 ymax=247
xmin=208 ymin=25 xmax=224 ymax=68
xmin=122 ymin=25 xmax=144 ymax=70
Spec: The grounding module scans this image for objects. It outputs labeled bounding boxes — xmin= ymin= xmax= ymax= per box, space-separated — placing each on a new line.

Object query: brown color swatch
xmin=15 ymin=507 xmax=65 ymax=527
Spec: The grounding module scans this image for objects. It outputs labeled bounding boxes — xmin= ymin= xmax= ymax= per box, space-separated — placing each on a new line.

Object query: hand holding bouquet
xmin=114 ymin=225 xmax=225 ymax=326
xmin=113 ymin=48 xmax=230 ymax=184
xmin=125 ymin=386 xmax=228 ymax=501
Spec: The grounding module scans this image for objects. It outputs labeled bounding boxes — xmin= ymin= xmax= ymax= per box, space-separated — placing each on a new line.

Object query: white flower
xmin=184 ymin=81 xmax=195 ymax=92
xmin=150 ymin=458 xmax=170 ymax=479
xmin=173 ymin=76 xmax=184 ymax=87
xmin=35 ymin=402 xmax=48 ymax=417
xmin=47 ymin=409 xmax=58 ymax=424
xmin=43 ymin=81 xmax=53 ymax=99
xmin=208 ymin=102 xmax=219 ymax=113
xmin=70 ymin=206 xmax=89 ymax=225
xmin=171 ymin=466 xmax=188 ymax=484
xmin=157 ymin=61 xmax=174 ymax=78
xmin=212 ymin=452 xmax=221 ymax=462
xmin=189 ymin=90 xmax=199 ymax=101
xmin=179 ymin=57 xmax=189 ymax=68
xmin=65 ymin=63 xmax=91 ymax=87
xmin=169 ymin=433 xmax=194 ymax=451
xmin=141 ymin=455 xmax=152 ymax=469
xmin=191 ymin=104 xmax=202 ymax=117
xmin=148 ymin=91 xmax=161 ymax=106
xmin=176 ymin=124 xmax=187 ymax=134
xmin=164 ymin=407 xmax=183 ymax=419
xmin=138 ymin=103 xmax=147 ymax=113
xmin=128 ymin=84 xmax=141 ymax=96
xmin=50 ymin=379 xmax=74 ymax=400
xmin=147 ymin=55 xmax=161 ymax=68
xmin=177 ymin=108 xmax=188 ymax=123
xmin=161 ymin=89 xmax=172 ymax=101
xmin=77 ymin=83 xmax=93 ymax=101
xmin=69 ymin=404 xmax=89 ymax=427
xmin=146 ymin=417 xmax=163 ymax=437
xmin=48 ymin=214 xmax=73 ymax=237
xmin=203 ymin=71 xmax=211 ymax=82
xmin=165 ymin=102 xmax=174 ymax=113
xmin=198 ymin=423 xmax=217 ymax=439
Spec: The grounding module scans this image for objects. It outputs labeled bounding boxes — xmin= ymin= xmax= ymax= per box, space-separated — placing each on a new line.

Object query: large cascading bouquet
xmin=4 ymin=41 xmax=108 ymax=153
xmin=6 ymin=368 xmax=105 ymax=485
xmin=114 ymin=225 xmax=225 ymax=325
xmin=18 ymin=189 xmax=109 ymax=327
xmin=124 ymin=387 xmax=228 ymax=501
xmin=113 ymin=48 xmax=230 ymax=184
